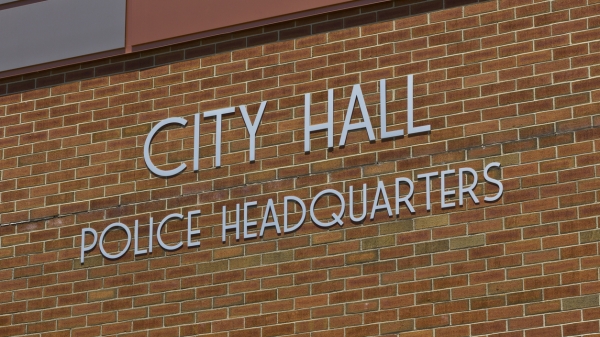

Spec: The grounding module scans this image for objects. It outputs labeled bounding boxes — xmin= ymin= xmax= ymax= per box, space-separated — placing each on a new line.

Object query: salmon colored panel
xmin=127 ymin=0 xmax=359 ymax=47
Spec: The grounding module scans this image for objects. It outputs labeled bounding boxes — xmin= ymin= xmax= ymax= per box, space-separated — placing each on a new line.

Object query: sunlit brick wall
xmin=2 ymin=0 xmax=600 ymax=336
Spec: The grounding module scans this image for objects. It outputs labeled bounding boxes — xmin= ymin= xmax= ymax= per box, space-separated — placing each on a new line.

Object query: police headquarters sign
xmin=79 ymin=76 xmax=504 ymax=264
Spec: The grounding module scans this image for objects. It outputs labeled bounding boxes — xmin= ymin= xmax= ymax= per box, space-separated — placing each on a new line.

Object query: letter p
xmin=80 ymin=228 xmax=98 ymax=264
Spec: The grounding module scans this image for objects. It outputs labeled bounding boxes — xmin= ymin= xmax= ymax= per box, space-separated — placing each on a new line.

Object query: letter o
xmin=99 ymin=222 xmax=132 ymax=260
xmin=310 ymin=189 xmax=345 ymax=228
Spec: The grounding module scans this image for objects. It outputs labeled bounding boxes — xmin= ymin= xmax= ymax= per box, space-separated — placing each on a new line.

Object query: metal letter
xmin=349 ymin=184 xmax=367 ymax=222
xmin=98 ymin=223 xmax=132 ymax=260
xmin=310 ymin=189 xmax=345 ymax=228
xmin=440 ymin=169 xmax=456 ymax=209
xmin=80 ymin=228 xmax=98 ymax=264
xmin=134 ymin=220 xmax=147 ymax=255
xmin=260 ymin=198 xmax=281 ymax=237
xmin=304 ymin=90 xmax=334 ymax=152
xmin=204 ymin=107 xmax=236 ymax=167
xmin=156 ymin=213 xmax=184 ymax=251
xmin=222 ymin=204 xmax=240 ymax=242
xmin=395 ymin=177 xmax=416 ymax=215
xmin=459 ymin=167 xmax=479 ymax=206
xmin=144 ymin=117 xmax=188 ymax=177
xmin=370 ymin=180 xmax=393 ymax=220
xmin=407 ymin=74 xmax=431 ymax=135
xmin=194 ymin=113 xmax=200 ymax=171
xmin=284 ymin=196 xmax=306 ymax=233
xmin=240 ymin=101 xmax=267 ymax=162
xmin=380 ymin=79 xmax=404 ymax=139
xmin=339 ymin=84 xmax=375 ymax=146
xmin=148 ymin=217 xmax=153 ymax=253
xmin=417 ymin=171 xmax=438 ymax=211
xmin=484 ymin=162 xmax=503 ymax=202
xmin=187 ymin=210 xmax=201 ymax=248
xmin=243 ymin=201 xmax=258 ymax=239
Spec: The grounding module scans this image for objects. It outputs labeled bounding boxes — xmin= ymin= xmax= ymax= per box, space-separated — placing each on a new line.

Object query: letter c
xmin=144 ymin=117 xmax=188 ymax=178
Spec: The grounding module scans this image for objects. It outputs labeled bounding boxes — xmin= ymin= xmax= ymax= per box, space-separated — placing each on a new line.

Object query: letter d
xmin=284 ymin=196 xmax=306 ymax=233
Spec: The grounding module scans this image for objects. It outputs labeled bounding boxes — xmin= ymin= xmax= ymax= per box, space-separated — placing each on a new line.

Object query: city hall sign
xmin=80 ymin=76 xmax=504 ymax=264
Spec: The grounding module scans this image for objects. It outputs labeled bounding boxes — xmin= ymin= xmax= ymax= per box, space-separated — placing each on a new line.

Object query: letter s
xmin=484 ymin=162 xmax=503 ymax=202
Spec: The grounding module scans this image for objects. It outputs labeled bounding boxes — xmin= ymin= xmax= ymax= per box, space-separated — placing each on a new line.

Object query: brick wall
xmin=1 ymin=0 xmax=600 ymax=336
xmin=0 ymin=0 xmax=487 ymax=96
